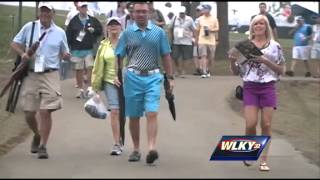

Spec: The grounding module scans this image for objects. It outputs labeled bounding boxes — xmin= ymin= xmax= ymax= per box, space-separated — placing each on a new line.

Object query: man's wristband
xmin=166 ymin=75 xmax=174 ymax=80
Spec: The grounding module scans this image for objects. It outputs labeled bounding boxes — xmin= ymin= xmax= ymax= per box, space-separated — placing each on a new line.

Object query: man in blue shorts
xmin=115 ymin=2 xmax=174 ymax=164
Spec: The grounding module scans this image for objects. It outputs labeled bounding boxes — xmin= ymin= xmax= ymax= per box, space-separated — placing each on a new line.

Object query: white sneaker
xmin=110 ymin=144 xmax=123 ymax=156
xmin=86 ymin=86 xmax=95 ymax=98
xmin=206 ymin=72 xmax=211 ymax=78
xmin=76 ymin=89 xmax=85 ymax=99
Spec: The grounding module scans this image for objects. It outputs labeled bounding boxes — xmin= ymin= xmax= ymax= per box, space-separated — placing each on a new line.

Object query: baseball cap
xmin=39 ymin=2 xmax=53 ymax=10
xmin=196 ymin=5 xmax=203 ymax=11
xmin=106 ymin=17 xmax=121 ymax=25
xmin=178 ymin=6 xmax=186 ymax=13
xmin=78 ymin=1 xmax=88 ymax=7
xmin=202 ymin=4 xmax=212 ymax=11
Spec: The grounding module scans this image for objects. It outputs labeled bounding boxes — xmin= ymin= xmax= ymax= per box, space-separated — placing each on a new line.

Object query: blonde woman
xmin=228 ymin=15 xmax=285 ymax=171
xmin=91 ymin=17 xmax=123 ymax=155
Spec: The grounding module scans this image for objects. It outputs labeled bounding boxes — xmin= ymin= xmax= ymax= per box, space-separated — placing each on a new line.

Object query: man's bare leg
xmin=128 ymin=117 xmax=141 ymax=162
xmin=146 ymin=112 xmax=158 ymax=151
xmin=129 ymin=117 xmax=140 ymax=151
xmin=146 ymin=112 xmax=159 ymax=164
xmin=39 ymin=109 xmax=53 ymax=146
xmin=25 ymin=111 xmax=39 ymax=135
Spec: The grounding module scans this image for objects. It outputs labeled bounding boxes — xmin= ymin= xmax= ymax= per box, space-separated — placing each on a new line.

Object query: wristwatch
xmin=166 ymin=75 xmax=174 ymax=80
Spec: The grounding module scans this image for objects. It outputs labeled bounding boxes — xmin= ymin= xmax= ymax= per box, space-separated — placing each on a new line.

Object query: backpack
xmin=235 ymin=85 xmax=243 ymax=100
xmin=306 ymin=25 xmax=312 ymax=36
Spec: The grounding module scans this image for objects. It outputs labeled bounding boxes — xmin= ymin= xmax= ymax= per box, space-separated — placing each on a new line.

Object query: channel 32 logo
xmin=210 ymin=136 xmax=270 ymax=161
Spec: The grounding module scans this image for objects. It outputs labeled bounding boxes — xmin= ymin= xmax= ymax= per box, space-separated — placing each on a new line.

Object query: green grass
xmin=0 ymin=5 xmax=67 ymax=58
xmin=225 ymin=32 xmax=320 ymax=76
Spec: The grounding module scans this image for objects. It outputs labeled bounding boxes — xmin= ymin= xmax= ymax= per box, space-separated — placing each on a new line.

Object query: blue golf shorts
xmin=124 ymin=70 xmax=163 ymax=118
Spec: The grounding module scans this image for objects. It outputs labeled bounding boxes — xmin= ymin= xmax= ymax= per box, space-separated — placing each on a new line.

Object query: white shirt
xmin=65 ymin=9 xmax=95 ymax=27
xmin=238 ymin=40 xmax=285 ymax=83
xmin=65 ymin=9 xmax=78 ymax=26
xmin=170 ymin=15 xmax=195 ymax=45
xmin=107 ymin=9 xmax=128 ymax=29
xmin=312 ymin=24 xmax=320 ymax=44
xmin=107 ymin=9 xmax=127 ymax=19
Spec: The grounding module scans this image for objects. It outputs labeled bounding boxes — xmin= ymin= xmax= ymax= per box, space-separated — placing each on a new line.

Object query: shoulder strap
xmin=125 ymin=15 xmax=129 ymax=29
xmin=28 ymin=21 xmax=36 ymax=48
xmin=171 ymin=16 xmax=177 ymax=42
xmin=172 ymin=16 xmax=177 ymax=25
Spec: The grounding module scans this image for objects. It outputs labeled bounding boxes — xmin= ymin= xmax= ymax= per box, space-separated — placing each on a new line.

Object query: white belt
xmin=127 ymin=68 xmax=160 ymax=76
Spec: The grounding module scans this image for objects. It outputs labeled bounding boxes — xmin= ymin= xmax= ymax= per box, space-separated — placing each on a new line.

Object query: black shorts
xmin=171 ymin=44 xmax=193 ymax=61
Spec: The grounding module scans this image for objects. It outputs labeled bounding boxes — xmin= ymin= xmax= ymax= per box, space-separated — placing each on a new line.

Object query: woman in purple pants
xmin=228 ymin=15 xmax=285 ymax=171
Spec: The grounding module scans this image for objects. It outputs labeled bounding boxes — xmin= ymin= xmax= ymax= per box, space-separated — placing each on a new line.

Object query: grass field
xmin=0 ymin=5 xmax=68 ymax=57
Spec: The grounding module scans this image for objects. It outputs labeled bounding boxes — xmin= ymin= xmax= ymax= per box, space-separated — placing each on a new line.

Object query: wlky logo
xmin=210 ymin=136 xmax=270 ymax=161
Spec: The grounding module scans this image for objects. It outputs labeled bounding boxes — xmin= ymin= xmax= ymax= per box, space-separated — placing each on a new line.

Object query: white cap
xmin=106 ymin=17 xmax=121 ymax=25
xmin=196 ymin=5 xmax=203 ymax=11
xmin=39 ymin=2 xmax=53 ymax=10
xmin=178 ymin=6 xmax=186 ymax=13
xmin=296 ymin=16 xmax=304 ymax=21
xmin=78 ymin=2 xmax=88 ymax=7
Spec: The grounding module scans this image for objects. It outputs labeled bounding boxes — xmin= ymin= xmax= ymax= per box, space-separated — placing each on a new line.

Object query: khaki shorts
xmin=20 ymin=71 xmax=62 ymax=112
xmin=193 ymin=45 xmax=200 ymax=58
xmin=70 ymin=55 xmax=94 ymax=70
xmin=198 ymin=44 xmax=216 ymax=60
